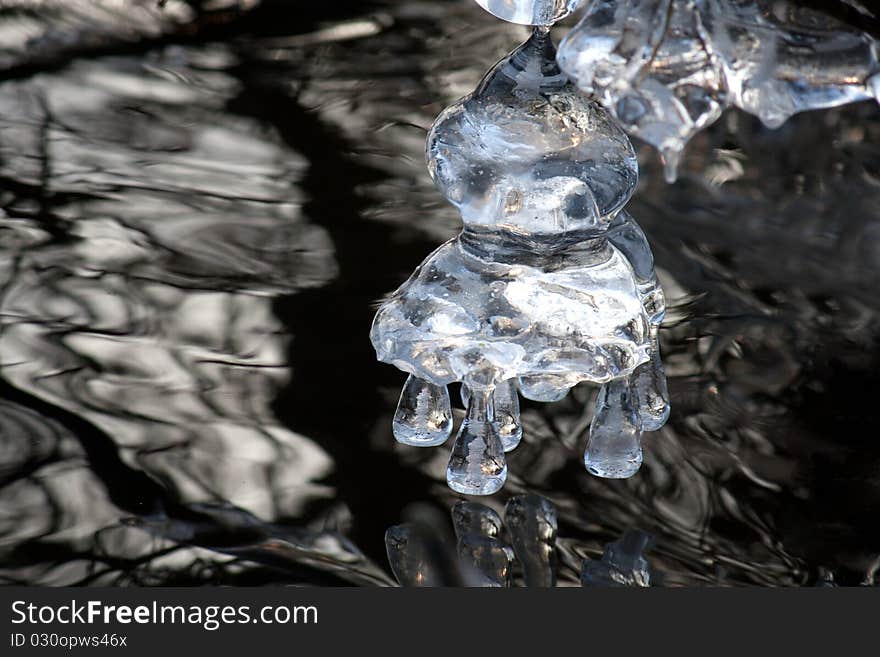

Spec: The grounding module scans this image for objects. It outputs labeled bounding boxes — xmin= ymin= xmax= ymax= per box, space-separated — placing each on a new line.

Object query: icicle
xmin=392 ymin=374 xmax=453 ymax=447
xmin=462 ymin=380 xmax=522 ymax=452
xmin=632 ymin=326 xmax=670 ymax=432
xmin=584 ymin=377 xmax=643 ymax=479
xmin=447 ymin=387 xmax=507 ymax=496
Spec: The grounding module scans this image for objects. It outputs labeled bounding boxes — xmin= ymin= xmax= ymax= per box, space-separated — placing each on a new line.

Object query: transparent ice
xmin=371 ymin=29 xmax=670 ymax=494
xmin=446 ymin=387 xmax=508 ymax=495
xmin=557 ymin=0 xmax=880 ymax=181
xmin=462 ymin=379 xmax=522 ymax=451
xmin=581 ymin=529 xmax=653 ymax=587
xmin=473 ymin=0 xmax=584 ymax=26
xmin=584 ymin=377 xmax=643 ymax=478
xmin=393 ymin=374 xmax=453 ymax=446
xmin=517 ymin=373 xmax=576 ymax=402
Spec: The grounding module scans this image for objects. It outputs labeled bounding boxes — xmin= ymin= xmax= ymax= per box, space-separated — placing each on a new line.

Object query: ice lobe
xmin=371 ymin=29 xmax=669 ymax=494
xmin=557 ymin=0 xmax=880 ymax=181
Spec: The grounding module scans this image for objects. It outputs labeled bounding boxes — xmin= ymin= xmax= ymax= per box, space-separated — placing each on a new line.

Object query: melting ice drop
xmin=584 ymin=378 xmax=644 ymax=478
xmin=392 ymin=374 xmax=453 ymax=447
xmin=447 ymin=387 xmax=507 ymax=496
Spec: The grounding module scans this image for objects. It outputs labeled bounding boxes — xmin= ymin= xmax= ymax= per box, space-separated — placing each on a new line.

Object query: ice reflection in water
xmin=386 ymin=495 xmax=653 ymax=587
xmin=0 ymin=0 xmax=878 ymax=586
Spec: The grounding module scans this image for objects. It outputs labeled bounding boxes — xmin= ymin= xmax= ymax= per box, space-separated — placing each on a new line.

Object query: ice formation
xmin=371 ymin=29 xmax=670 ymax=495
xmin=557 ymin=0 xmax=880 ymax=181
xmin=473 ymin=0 xmax=584 ymax=26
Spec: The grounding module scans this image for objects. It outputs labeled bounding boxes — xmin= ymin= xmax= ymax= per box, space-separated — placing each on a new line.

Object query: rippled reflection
xmin=385 ymin=496 xmax=654 ymax=587
xmin=0 ymin=0 xmax=878 ymax=587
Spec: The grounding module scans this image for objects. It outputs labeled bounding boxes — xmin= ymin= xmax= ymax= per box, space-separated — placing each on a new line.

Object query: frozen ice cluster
xmin=557 ymin=0 xmax=880 ymax=181
xmin=370 ymin=30 xmax=670 ymax=495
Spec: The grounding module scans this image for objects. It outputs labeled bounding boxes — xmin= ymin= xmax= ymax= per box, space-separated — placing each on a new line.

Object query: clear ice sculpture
xmin=557 ymin=0 xmax=880 ymax=181
xmin=370 ymin=29 xmax=670 ymax=495
xmin=473 ymin=0 xmax=584 ymax=26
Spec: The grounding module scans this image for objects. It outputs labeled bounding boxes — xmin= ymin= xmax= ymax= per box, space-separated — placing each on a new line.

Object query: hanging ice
xmin=371 ymin=28 xmax=670 ymax=494
xmin=447 ymin=387 xmax=508 ymax=495
xmin=557 ymin=0 xmax=880 ymax=181
xmin=461 ymin=379 xmax=522 ymax=451
xmin=393 ymin=374 xmax=453 ymax=446
xmin=584 ymin=377 xmax=643 ymax=478
xmin=473 ymin=0 xmax=585 ymax=26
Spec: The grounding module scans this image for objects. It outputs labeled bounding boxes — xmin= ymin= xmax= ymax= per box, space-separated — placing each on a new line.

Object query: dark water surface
xmin=0 ymin=0 xmax=879 ymax=586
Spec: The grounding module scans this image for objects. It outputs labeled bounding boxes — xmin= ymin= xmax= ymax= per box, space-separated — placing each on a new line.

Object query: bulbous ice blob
xmin=473 ymin=0 xmax=584 ymax=26
xmin=371 ymin=236 xmax=652 ymax=389
xmin=393 ymin=375 xmax=454 ymax=446
xmin=584 ymin=377 xmax=643 ymax=478
xmin=558 ymin=0 xmax=880 ymax=181
xmin=428 ymin=29 xmax=638 ymax=238
xmin=447 ymin=388 xmax=507 ymax=495
xmin=491 ymin=379 xmax=523 ymax=451
xmin=517 ymin=373 xmax=574 ymax=402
